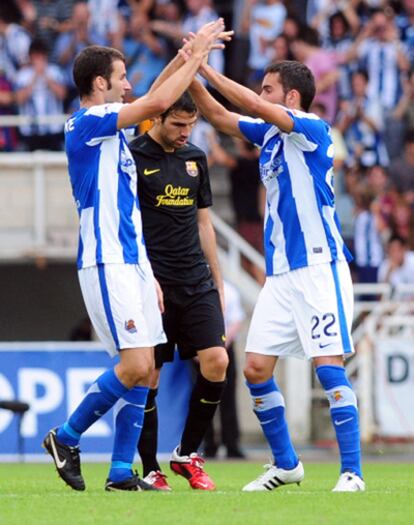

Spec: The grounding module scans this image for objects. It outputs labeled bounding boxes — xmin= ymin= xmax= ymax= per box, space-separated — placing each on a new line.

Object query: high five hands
xmin=179 ymin=19 xmax=234 ymax=66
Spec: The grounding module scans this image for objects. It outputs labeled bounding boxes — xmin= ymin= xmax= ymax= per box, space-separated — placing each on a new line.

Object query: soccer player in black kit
xmin=129 ymin=92 xmax=228 ymax=491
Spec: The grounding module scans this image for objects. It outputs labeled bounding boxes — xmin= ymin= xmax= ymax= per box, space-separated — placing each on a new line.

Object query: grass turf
xmin=0 ymin=462 xmax=413 ymax=525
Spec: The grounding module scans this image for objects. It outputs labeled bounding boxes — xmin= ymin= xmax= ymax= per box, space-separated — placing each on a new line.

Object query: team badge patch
xmin=125 ymin=319 xmax=137 ymax=333
xmin=185 ymin=161 xmax=199 ymax=177
xmin=333 ymin=390 xmax=343 ymax=402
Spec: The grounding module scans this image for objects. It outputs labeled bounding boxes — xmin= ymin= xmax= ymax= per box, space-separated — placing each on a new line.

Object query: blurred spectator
xmin=87 ymin=0 xmax=122 ymax=49
xmin=368 ymin=164 xmax=397 ymax=238
xmin=336 ymin=69 xmax=389 ymax=168
xmin=150 ymin=0 xmax=224 ymax=75
xmin=31 ymin=0 xmax=75 ymax=53
xmin=291 ymin=25 xmax=340 ymax=124
xmin=14 ymin=0 xmax=37 ymax=32
xmin=228 ymin=138 xmax=265 ymax=284
xmin=54 ymin=1 xmax=105 ymax=111
xmin=347 ymin=9 xmax=409 ymax=158
xmin=282 ymin=14 xmax=301 ymax=42
xmin=388 ymin=129 xmax=414 ymax=204
xmin=397 ymin=0 xmax=414 ymax=66
xmin=353 ymin=184 xmax=384 ymax=283
xmin=14 ymin=38 xmax=66 ymax=151
xmin=335 ymin=166 xmax=360 ymax=251
xmin=122 ymin=8 xmax=167 ymax=98
xmin=267 ymin=33 xmax=294 ymax=63
xmin=203 ymin=279 xmax=246 ymax=459
xmin=0 ymin=73 xmax=17 ymax=151
xmin=378 ymin=234 xmax=414 ymax=285
xmin=392 ymin=67 xmax=414 ymax=132
xmin=324 ymin=10 xmax=359 ymax=101
xmin=310 ymin=0 xmax=360 ymax=44
xmin=241 ymin=0 xmax=287 ymax=90
xmin=0 ymin=5 xmax=31 ymax=83
xmin=388 ymin=195 xmax=414 ymax=245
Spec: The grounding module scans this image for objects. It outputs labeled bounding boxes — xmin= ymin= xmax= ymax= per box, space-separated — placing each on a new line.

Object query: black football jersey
xmin=129 ymin=133 xmax=213 ymax=285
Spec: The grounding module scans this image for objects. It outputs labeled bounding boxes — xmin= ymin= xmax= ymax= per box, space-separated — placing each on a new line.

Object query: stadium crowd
xmin=1 ymin=0 xmax=414 ymax=284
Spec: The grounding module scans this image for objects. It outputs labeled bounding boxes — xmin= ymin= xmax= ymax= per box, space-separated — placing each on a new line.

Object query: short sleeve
xmin=238 ymin=116 xmax=272 ymax=147
xmin=81 ymin=103 xmax=124 ymax=144
xmin=289 ymin=111 xmax=329 ymax=150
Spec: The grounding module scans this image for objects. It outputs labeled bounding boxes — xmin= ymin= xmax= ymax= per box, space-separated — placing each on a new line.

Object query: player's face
xmin=157 ymin=110 xmax=198 ymax=150
xmin=260 ymin=73 xmax=287 ymax=105
xmin=105 ymin=60 xmax=131 ymax=103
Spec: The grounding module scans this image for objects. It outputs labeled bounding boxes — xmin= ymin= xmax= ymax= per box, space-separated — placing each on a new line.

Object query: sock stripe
xmin=247 ymin=379 xmax=298 ymax=471
xmin=111 ymin=461 xmax=132 ymax=470
xmin=62 ymin=422 xmax=80 ymax=440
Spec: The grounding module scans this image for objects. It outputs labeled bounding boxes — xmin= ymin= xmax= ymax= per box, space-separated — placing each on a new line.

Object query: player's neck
xmin=148 ymin=129 xmax=175 ymax=153
xmin=80 ymin=92 xmax=106 ymax=109
xmin=286 ymin=101 xmax=302 ymax=112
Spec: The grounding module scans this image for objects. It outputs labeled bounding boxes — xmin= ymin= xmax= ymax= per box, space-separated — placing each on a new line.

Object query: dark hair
xmin=264 ymin=60 xmax=316 ymax=111
xmin=388 ymin=234 xmax=407 ymax=246
xmin=29 ymin=38 xmax=49 ymax=57
xmin=296 ymin=26 xmax=321 ymax=47
xmin=73 ymin=45 xmax=125 ymax=98
xmin=0 ymin=4 xmax=21 ymax=24
xmin=160 ymin=91 xmax=197 ymax=121
xmin=329 ymin=11 xmax=350 ymax=35
xmin=352 ymin=69 xmax=369 ymax=82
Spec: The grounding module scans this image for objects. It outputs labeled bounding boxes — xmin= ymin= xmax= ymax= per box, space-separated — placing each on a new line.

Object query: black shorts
xmin=155 ymin=278 xmax=226 ymax=368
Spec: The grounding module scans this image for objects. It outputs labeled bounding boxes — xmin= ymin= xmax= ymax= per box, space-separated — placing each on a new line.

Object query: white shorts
xmin=245 ymin=261 xmax=355 ymax=360
xmin=78 ymin=262 xmax=166 ymax=357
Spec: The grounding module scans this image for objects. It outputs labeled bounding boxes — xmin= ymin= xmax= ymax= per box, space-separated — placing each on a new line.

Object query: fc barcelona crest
xmin=185 ymin=161 xmax=199 ymax=177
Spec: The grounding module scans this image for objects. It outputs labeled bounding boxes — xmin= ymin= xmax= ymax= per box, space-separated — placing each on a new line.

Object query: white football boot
xmin=242 ymin=461 xmax=304 ymax=492
xmin=332 ymin=472 xmax=365 ymax=492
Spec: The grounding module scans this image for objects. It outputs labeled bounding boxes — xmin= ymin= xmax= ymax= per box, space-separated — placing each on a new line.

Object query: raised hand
xmin=190 ymin=19 xmax=233 ymax=59
xmin=179 ymin=26 xmax=234 ymax=62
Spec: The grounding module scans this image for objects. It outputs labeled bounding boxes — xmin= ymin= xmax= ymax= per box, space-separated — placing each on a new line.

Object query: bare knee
xmin=244 ymin=353 xmax=277 ymax=384
xmin=199 ymin=347 xmax=229 ymax=382
xmin=244 ymin=363 xmax=267 ymax=384
xmin=116 ymin=348 xmax=154 ymax=388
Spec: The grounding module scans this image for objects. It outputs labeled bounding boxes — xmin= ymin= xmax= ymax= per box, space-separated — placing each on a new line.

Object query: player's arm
xmin=200 ymin=64 xmax=294 ymax=133
xmin=198 ymin=207 xmax=224 ymax=311
xmin=189 ymin=79 xmax=244 ymax=139
xmin=154 ymin=278 xmax=165 ymax=314
xmin=148 ymin=27 xmax=233 ymax=95
xmin=117 ymin=19 xmax=225 ymax=129
xmin=147 ymin=53 xmax=185 ymax=95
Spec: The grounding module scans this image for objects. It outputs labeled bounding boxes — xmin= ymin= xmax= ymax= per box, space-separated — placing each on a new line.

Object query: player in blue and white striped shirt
xmin=43 ymin=20 xmax=228 ymax=492
xmin=190 ymin=60 xmax=365 ymax=492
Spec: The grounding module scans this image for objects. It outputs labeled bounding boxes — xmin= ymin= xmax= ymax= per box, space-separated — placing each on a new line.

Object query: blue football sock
xmin=57 ymin=368 xmax=129 ymax=446
xmin=316 ymin=365 xmax=362 ymax=478
xmin=247 ymin=378 xmax=298 ymax=470
xmin=108 ymin=385 xmax=149 ymax=482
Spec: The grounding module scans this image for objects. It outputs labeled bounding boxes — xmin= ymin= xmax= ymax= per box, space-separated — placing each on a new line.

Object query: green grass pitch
xmin=1 ymin=462 xmax=413 ymax=525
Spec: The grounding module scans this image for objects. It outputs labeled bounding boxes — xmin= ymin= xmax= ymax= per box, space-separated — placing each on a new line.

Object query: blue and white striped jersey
xmin=239 ymin=109 xmax=352 ymax=276
xmin=65 ymin=103 xmax=148 ymax=269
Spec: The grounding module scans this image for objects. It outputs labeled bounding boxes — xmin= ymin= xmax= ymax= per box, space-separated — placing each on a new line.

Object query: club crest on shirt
xmin=125 ymin=319 xmax=137 ymax=333
xmin=185 ymin=161 xmax=198 ymax=177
